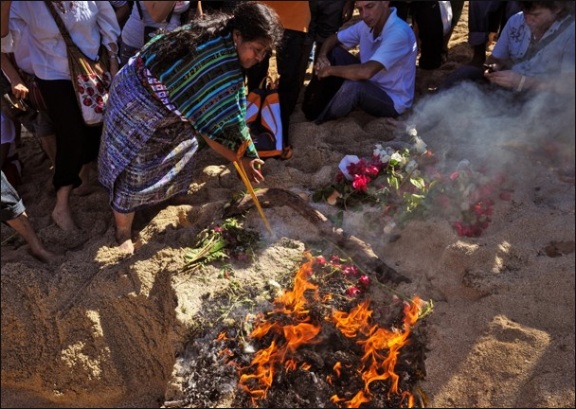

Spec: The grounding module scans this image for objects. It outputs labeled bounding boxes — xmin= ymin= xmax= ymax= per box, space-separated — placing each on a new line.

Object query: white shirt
xmin=121 ymin=1 xmax=191 ymax=49
xmin=492 ymin=12 xmax=575 ymax=77
xmin=1 ymin=1 xmax=121 ymax=81
xmin=337 ymin=8 xmax=418 ymax=114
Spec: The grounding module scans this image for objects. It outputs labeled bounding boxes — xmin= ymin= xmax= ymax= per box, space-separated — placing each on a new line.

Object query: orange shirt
xmin=260 ymin=1 xmax=311 ymax=33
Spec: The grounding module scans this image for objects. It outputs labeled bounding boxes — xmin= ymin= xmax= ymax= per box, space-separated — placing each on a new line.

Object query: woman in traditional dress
xmin=98 ymin=1 xmax=283 ymax=254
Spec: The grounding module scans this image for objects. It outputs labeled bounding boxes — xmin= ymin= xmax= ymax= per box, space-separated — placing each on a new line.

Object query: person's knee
xmin=327 ymin=46 xmax=356 ymax=66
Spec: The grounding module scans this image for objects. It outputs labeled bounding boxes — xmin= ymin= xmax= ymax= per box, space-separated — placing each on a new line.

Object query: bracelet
xmin=516 ymin=75 xmax=526 ymax=92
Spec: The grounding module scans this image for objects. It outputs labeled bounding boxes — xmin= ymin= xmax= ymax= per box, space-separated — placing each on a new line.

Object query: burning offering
xmin=173 ymin=252 xmax=432 ymax=408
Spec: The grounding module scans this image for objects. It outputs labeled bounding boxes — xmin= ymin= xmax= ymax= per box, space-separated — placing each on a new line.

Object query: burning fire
xmin=225 ymin=254 xmax=426 ymax=408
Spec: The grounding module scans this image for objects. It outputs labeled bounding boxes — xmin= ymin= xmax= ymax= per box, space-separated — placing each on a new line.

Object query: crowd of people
xmin=1 ymin=1 xmax=574 ymax=259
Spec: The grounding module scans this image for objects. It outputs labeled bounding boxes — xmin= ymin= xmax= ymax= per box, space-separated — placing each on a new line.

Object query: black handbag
xmin=1 ymin=72 xmax=38 ymax=126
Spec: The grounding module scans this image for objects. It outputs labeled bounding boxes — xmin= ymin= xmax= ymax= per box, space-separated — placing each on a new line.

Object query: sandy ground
xmin=2 ymin=4 xmax=575 ymax=408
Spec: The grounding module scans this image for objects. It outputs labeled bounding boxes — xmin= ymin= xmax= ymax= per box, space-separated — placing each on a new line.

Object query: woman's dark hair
xmin=520 ymin=1 xmax=575 ymax=17
xmin=142 ymin=2 xmax=283 ymax=67
xmin=226 ymin=1 xmax=283 ymax=45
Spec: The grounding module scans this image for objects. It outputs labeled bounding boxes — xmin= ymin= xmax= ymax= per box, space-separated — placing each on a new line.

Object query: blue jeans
xmin=1 ymin=170 xmax=25 ymax=223
xmin=315 ymin=47 xmax=398 ymax=124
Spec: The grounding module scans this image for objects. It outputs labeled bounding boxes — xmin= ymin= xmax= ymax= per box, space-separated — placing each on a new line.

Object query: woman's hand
xmin=11 ymin=82 xmax=29 ymax=100
xmin=200 ymin=134 xmax=265 ymax=183
xmin=240 ymin=156 xmax=265 ymax=184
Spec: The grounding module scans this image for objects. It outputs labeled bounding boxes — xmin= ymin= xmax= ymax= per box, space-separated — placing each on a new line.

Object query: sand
xmin=1 ymin=5 xmax=574 ymax=408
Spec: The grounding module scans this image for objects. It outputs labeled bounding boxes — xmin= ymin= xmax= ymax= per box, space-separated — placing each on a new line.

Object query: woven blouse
xmin=139 ymin=28 xmax=258 ymax=159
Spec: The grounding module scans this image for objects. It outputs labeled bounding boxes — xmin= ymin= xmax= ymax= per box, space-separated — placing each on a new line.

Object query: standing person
xmin=1 ymin=47 xmax=57 ymax=169
xmin=307 ymin=0 xmax=355 ymax=65
xmin=98 ymin=1 xmax=283 ymax=254
xmin=392 ymin=1 xmax=446 ymax=70
xmin=245 ymin=1 xmax=311 ymax=157
xmin=1 ymin=1 xmax=121 ymax=231
xmin=109 ymin=0 xmax=132 ymax=30
xmin=467 ymin=0 xmax=522 ymax=66
xmin=305 ymin=1 xmax=417 ymax=124
xmin=200 ymin=1 xmax=239 ymax=14
xmin=1 ymin=110 xmax=22 ymax=187
xmin=2 ymin=170 xmax=59 ymax=264
xmin=442 ymin=0 xmax=465 ymax=58
xmin=118 ymin=1 xmax=192 ymax=66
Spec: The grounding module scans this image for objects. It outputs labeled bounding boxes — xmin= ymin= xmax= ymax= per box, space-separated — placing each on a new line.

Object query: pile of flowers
xmin=314 ymin=128 xmax=510 ymax=238
xmin=183 ymin=217 xmax=260 ymax=273
xmin=314 ymin=254 xmax=372 ymax=298
xmin=309 ymin=252 xmax=434 ymax=317
xmin=428 ymin=159 xmax=509 ymax=237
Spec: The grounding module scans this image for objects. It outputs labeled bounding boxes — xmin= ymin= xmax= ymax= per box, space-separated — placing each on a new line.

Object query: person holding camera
xmin=438 ymin=1 xmax=574 ymax=94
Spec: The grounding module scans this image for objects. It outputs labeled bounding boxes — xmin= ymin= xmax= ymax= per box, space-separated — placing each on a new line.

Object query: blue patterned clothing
xmin=140 ymin=29 xmax=258 ymax=158
xmin=98 ymin=29 xmax=257 ymax=213
xmin=492 ymin=12 xmax=575 ymax=77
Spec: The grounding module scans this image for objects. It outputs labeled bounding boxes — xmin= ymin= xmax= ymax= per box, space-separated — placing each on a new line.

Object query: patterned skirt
xmin=98 ymin=61 xmax=199 ymax=213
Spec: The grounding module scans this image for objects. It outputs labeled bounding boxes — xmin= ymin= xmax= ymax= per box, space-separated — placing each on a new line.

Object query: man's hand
xmin=314 ymin=55 xmax=331 ymax=78
xmin=485 ymin=70 xmax=522 ymax=91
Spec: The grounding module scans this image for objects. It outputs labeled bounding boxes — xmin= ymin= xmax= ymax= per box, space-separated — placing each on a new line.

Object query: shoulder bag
xmin=44 ymin=1 xmax=112 ymax=127
xmin=246 ymin=77 xmax=292 ymax=159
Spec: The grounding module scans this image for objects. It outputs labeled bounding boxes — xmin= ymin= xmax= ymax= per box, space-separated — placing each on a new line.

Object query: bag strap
xmin=522 ymin=14 xmax=574 ymax=62
xmin=43 ymin=1 xmax=97 ymax=62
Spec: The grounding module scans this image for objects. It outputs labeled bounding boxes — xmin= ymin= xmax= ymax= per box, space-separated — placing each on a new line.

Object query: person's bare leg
xmin=73 ymin=162 xmax=95 ymax=196
xmin=6 ymin=212 xmax=60 ymax=263
xmin=113 ymin=209 xmax=135 ymax=254
xmin=52 ymin=185 xmax=77 ymax=231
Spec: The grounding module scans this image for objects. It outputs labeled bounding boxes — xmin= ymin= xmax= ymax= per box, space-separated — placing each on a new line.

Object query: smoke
xmin=406 ymin=78 xmax=575 ymax=175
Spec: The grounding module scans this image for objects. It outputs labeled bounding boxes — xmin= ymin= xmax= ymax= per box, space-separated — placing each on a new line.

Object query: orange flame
xmin=238 ymin=256 xmax=322 ymax=402
xmin=237 ymin=254 xmax=425 ymax=408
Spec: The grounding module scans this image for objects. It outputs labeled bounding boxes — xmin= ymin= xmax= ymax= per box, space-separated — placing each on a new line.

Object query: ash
xmin=165 ymin=267 xmax=429 ymax=408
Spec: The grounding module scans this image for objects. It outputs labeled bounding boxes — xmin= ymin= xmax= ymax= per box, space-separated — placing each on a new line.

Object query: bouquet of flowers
xmin=313 ymin=128 xmax=434 ymax=230
xmin=183 ymin=217 xmax=260 ymax=273
xmin=314 ymin=128 xmax=510 ymax=238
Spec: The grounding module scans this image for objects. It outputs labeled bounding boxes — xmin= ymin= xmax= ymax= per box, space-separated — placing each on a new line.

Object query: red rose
xmin=345 ymin=286 xmax=362 ymax=297
xmin=83 ymin=97 xmax=92 ymax=106
xmin=87 ymin=87 xmax=95 ymax=96
xmin=352 ymin=174 xmax=370 ymax=192
xmin=358 ymin=275 xmax=371 ymax=287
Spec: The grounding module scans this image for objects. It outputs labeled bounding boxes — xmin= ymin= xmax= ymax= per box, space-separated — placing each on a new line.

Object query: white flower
xmin=338 ymin=155 xmax=360 ymax=181
xmin=412 ymin=136 xmax=428 ymax=155
xmin=406 ymin=125 xmax=418 ymax=138
xmin=390 ymin=151 xmax=404 ymax=164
